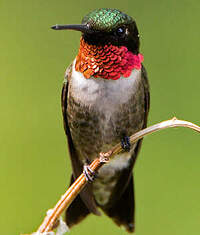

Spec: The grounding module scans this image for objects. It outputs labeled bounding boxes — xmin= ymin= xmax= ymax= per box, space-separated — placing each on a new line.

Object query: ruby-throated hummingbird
xmin=52 ymin=8 xmax=150 ymax=233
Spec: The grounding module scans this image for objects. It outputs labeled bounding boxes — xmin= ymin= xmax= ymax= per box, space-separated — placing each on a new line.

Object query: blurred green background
xmin=0 ymin=0 xmax=200 ymax=234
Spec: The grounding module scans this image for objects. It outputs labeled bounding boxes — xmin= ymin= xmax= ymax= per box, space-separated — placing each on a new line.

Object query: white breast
xmin=70 ymin=60 xmax=143 ymax=141
xmin=70 ymin=59 xmax=142 ymax=114
xmin=69 ymin=59 xmax=143 ymax=206
xmin=70 ymin=58 xmax=141 ymax=170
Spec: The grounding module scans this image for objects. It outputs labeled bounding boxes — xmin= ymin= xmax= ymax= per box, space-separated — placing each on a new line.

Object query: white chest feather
xmin=69 ymin=60 xmax=142 ymax=205
xmin=70 ymin=59 xmax=142 ymax=114
xmin=70 ymin=61 xmax=141 ymax=205
xmin=70 ymin=58 xmax=140 ymax=169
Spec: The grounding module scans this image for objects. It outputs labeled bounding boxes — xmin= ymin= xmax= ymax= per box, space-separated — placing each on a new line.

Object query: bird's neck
xmin=75 ymin=37 xmax=143 ymax=80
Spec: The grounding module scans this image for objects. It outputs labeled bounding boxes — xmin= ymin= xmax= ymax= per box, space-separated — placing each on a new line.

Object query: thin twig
xmin=35 ymin=117 xmax=200 ymax=234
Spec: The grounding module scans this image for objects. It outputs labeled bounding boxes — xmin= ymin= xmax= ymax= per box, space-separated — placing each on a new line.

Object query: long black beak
xmin=51 ymin=24 xmax=92 ymax=33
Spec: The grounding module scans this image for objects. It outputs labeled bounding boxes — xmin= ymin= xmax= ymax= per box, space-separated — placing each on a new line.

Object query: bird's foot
xmin=83 ymin=164 xmax=96 ymax=183
xmin=121 ymin=136 xmax=131 ymax=152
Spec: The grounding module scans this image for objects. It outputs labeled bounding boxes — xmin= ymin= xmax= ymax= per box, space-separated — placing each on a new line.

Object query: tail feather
xmin=65 ymin=175 xmax=90 ymax=227
xmin=102 ymin=175 xmax=135 ymax=233
xmin=66 ymin=174 xmax=135 ymax=232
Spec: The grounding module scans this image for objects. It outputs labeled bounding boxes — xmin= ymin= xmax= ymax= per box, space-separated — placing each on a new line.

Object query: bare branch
xmin=110 ymin=117 xmax=200 ymax=157
xmin=28 ymin=117 xmax=200 ymax=234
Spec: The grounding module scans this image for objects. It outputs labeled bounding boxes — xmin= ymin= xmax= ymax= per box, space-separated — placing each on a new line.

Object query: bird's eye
xmin=116 ymin=27 xmax=125 ymax=37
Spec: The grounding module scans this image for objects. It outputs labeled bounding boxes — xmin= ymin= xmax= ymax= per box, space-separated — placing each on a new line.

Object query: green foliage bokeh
xmin=0 ymin=0 xmax=199 ymax=234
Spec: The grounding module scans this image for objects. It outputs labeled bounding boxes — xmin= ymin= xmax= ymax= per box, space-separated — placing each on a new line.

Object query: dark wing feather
xmin=131 ymin=64 xmax=150 ymax=166
xmin=61 ymin=64 xmax=100 ymax=215
xmin=61 ymin=65 xmax=83 ymax=178
xmin=141 ymin=64 xmax=150 ymax=123
xmin=132 ymin=64 xmax=150 ymax=164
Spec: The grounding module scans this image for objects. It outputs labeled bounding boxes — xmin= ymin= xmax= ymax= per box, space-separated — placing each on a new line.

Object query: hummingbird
xmin=52 ymin=8 xmax=150 ymax=233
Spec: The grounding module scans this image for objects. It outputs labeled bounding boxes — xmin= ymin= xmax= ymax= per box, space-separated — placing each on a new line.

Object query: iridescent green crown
xmin=82 ymin=8 xmax=133 ymax=32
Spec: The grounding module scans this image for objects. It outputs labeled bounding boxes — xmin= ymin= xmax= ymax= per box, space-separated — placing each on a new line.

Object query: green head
xmin=81 ymin=8 xmax=133 ymax=32
xmin=52 ymin=8 xmax=140 ymax=54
